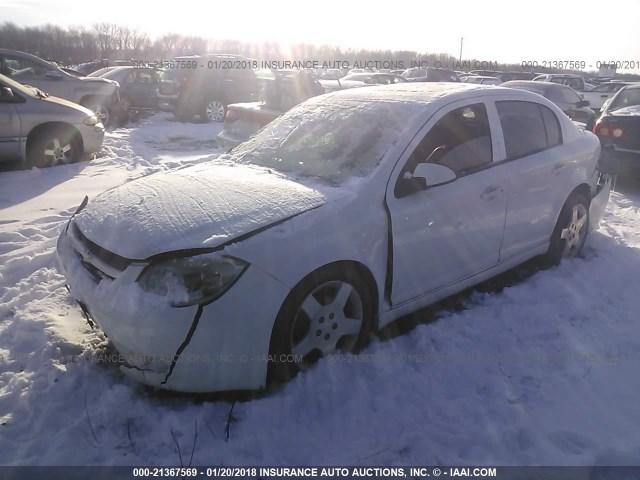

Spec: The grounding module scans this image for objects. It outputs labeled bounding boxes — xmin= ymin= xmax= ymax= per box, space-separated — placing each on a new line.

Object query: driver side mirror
xmin=0 ymin=86 xmax=23 ymax=103
xmin=576 ymin=99 xmax=590 ymax=108
xmin=45 ymin=70 xmax=62 ymax=80
xmin=412 ymin=162 xmax=457 ymax=187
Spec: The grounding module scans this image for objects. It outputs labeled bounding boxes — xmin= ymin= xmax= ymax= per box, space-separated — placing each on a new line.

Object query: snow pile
xmin=1 ymin=112 xmax=640 ymax=467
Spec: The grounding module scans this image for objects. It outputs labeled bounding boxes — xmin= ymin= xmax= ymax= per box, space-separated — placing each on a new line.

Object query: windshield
xmin=609 ymin=87 xmax=640 ymax=111
xmin=0 ymin=72 xmax=38 ymax=97
xmin=227 ymin=98 xmax=422 ymax=182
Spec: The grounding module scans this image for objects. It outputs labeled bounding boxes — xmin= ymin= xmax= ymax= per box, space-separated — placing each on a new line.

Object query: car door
xmin=492 ymin=99 xmax=568 ymax=260
xmin=126 ymin=69 xmax=159 ymax=108
xmin=0 ymin=94 xmax=21 ymax=161
xmin=386 ymin=100 xmax=507 ymax=306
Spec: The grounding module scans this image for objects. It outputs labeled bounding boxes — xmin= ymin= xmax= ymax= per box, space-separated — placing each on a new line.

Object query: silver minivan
xmin=0 ymin=73 xmax=105 ymax=168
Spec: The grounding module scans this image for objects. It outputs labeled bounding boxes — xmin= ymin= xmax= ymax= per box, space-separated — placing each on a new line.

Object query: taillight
xmin=594 ymin=120 xmax=624 ymax=139
xmin=611 ymin=126 xmax=624 ymax=138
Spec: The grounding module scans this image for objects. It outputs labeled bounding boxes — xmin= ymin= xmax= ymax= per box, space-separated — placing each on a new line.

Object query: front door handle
xmin=480 ymin=186 xmax=502 ymax=200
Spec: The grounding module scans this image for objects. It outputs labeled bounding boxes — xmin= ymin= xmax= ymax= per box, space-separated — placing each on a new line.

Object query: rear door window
xmin=497 ymin=101 xmax=562 ymax=160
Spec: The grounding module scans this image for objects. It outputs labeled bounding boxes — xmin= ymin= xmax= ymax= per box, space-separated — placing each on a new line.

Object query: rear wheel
xmin=545 ymin=192 xmax=590 ymax=265
xmin=200 ymin=99 xmax=225 ymax=122
xmin=27 ymin=126 xmax=79 ymax=168
xmin=268 ymin=265 xmax=374 ymax=384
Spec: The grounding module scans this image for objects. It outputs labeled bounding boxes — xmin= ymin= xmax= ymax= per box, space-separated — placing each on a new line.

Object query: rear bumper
xmin=589 ymin=173 xmax=612 ymax=231
xmin=599 ymin=147 xmax=640 ymax=178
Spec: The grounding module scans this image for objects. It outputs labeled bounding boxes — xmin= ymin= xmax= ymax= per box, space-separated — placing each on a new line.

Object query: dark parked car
xmin=401 ymin=68 xmax=460 ymax=83
xmin=95 ymin=66 xmax=161 ymax=110
xmin=594 ymin=84 xmax=640 ymax=178
xmin=157 ymin=54 xmax=259 ymax=122
xmin=502 ymin=81 xmax=596 ymax=130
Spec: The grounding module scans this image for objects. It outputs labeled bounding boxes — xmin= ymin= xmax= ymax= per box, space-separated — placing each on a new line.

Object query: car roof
xmin=319 ymin=82 xmax=529 ymax=107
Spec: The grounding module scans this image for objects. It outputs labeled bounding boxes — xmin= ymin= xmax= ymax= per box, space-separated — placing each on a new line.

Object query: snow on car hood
xmin=73 ymin=163 xmax=327 ymax=259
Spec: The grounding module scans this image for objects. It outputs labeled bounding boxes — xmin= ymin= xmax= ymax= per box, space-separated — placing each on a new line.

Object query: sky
xmin=4 ymin=0 xmax=640 ymax=72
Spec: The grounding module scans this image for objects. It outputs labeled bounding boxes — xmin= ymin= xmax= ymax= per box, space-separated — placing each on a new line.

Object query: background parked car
xmin=533 ymin=73 xmax=588 ymax=92
xmin=218 ymin=69 xmax=324 ymax=151
xmin=582 ymin=82 xmax=634 ymax=111
xmin=502 ymin=80 xmax=596 ymax=130
xmin=0 ymin=49 xmax=121 ymax=126
xmin=0 ymin=73 xmax=104 ymax=168
xmin=461 ymin=75 xmax=501 ymax=85
xmin=401 ymin=67 xmax=461 ymax=82
xmin=94 ymin=66 xmax=162 ymax=111
xmin=493 ymin=71 xmax=539 ymax=82
xmin=157 ymin=54 xmax=259 ymax=122
xmin=594 ymin=84 xmax=640 ymax=178
xmin=320 ymin=72 xmax=407 ymax=92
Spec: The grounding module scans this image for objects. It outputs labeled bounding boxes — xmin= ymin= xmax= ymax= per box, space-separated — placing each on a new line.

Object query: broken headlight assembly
xmin=137 ymin=254 xmax=249 ymax=307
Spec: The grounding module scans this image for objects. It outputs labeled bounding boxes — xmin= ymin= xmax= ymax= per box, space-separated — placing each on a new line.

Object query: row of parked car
xmin=1 ymin=49 xmax=640 ymax=178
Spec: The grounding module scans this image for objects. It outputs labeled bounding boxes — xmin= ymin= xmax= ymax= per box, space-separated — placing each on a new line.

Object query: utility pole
xmin=459 ymin=37 xmax=463 ymax=63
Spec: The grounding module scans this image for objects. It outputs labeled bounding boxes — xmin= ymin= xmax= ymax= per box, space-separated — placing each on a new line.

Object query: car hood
xmin=43 ymin=94 xmax=96 ymax=116
xmin=73 ymin=163 xmax=327 ymax=259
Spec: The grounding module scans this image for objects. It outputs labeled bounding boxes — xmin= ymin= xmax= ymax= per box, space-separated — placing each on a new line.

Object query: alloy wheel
xmin=560 ymin=203 xmax=588 ymax=258
xmin=289 ymin=280 xmax=364 ymax=366
xmin=205 ymin=100 xmax=225 ymax=122
xmin=41 ymin=137 xmax=74 ymax=167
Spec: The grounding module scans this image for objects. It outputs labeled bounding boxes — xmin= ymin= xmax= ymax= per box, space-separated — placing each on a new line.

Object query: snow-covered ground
xmin=1 ymin=112 xmax=640 ymax=467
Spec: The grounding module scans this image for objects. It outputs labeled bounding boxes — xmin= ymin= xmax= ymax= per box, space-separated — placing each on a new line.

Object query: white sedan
xmin=57 ymin=83 xmax=611 ymax=393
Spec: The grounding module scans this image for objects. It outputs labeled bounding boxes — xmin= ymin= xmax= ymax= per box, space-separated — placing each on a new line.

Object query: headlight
xmin=83 ymin=115 xmax=100 ymax=126
xmin=137 ymin=254 xmax=249 ymax=307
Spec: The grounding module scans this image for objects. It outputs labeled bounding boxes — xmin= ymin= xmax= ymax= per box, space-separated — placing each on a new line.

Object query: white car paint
xmin=57 ymin=83 xmax=609 ymax=392
xmin=582 ymin=82 xmax=632 ymax=111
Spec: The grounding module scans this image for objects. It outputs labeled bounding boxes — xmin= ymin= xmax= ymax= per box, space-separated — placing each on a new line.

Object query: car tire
xmin=81 ymin=96 xmax=111 ymax=127
xmin=26 ymin=126 xmax=79 ymax=169
xmin=199 ymin=99 xmax=226 ymax=123
xmin=268 ymin=264 xmax=375 ymax=384
xmin=544 ymin=192 xmax=590 ymax=265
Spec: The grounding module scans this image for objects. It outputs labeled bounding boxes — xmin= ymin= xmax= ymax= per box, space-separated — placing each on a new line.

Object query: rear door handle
xmin=552 ymin=163 xmax=566 ymax=175
xmin=480 ymin=186 xmax=502 ymax=200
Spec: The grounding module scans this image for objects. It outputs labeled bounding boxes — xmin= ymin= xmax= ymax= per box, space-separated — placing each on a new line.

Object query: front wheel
xmin=545 ymin=192 xmax=590 ymax=265
xmin=268 ymin=265 xmax=374 ymax=384
xmin=27 ymin=126 xmax=79 ymax=168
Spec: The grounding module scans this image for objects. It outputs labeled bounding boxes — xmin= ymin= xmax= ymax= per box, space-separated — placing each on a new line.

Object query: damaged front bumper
xmin=56 ymin=221 xmax=291 ymax=393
